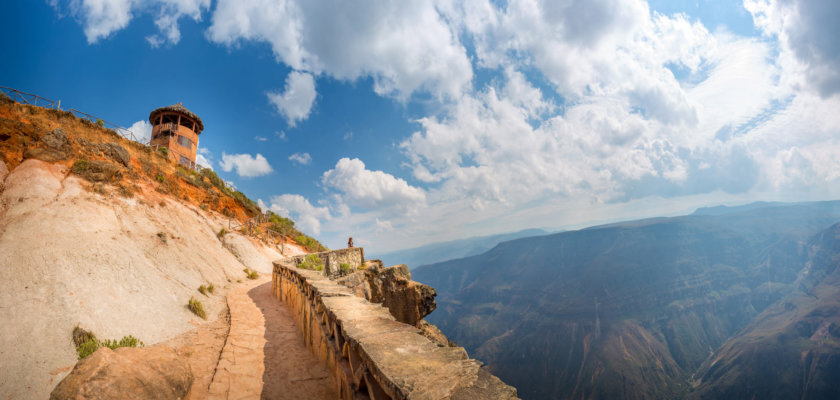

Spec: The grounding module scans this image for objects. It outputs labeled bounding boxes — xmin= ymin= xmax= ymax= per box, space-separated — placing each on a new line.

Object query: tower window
xmin=177 ymin=135 xmax=193 ymax=149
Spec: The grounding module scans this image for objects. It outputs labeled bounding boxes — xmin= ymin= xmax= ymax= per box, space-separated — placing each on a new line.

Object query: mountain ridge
xmin=414 ymin=200 xmax=840 ymax=399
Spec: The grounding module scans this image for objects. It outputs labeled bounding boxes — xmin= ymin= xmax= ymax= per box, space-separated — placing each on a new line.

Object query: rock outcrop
xmin=24 ymin=127 xmax=71 ymax=162
xmin=50 ymin=346 xmax=192 ymax=400
xmin=100 ymin=143 xmax=130 ymax=167
xmin=335 ymin=262 xmax=437 ymax=326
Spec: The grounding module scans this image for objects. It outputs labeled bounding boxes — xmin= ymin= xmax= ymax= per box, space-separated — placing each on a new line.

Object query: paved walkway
xmin=206 ymin=277 xmax=336 ymax=399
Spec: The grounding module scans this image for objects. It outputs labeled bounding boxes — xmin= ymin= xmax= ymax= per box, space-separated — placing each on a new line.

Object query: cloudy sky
xmin=3 ymin=0 xmax=839 ymax=253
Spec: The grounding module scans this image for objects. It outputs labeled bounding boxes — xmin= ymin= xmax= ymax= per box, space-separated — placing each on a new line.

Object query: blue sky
xmin=2 ymin=0 xmax=839 ymax=253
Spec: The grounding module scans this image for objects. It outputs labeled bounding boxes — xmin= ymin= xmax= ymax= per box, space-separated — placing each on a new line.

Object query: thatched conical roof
xmin=149 ymin=102 xmax=204 ymax=133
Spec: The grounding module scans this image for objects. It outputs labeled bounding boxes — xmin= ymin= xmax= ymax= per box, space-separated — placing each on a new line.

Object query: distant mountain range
xmin=413 ymin=201 xmax=840 ymax=399
xmin=369 ymin=228 xmax=549 ymax=269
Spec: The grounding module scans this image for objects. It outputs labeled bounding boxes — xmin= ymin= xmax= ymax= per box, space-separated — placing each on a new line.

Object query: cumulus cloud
xmin=195 ymin=147 xmax=213 ymax=170
xmin=745 ymin=0 xmax=840 ymax=97
xmin=207 ymin=0 xmax=472 ymax=100
xmin=54 ymin=0 xmax=840 ymax=250
xmin=321 ymin=158 xmax=426 ymax=213
xmin=267 ymin=71 xmax=317 ymax=126
xmin=289 ymin=152 xmax=311 ymax=165
xmin=268 ymin=194 xmax=331 ymax=235
xmin=127 ymin=119 xmax=152 ymax=143
xmin=219 ymin=152 xmax=273 ymax=177
xmin=51 ymin=0 xmax=209 ymax=45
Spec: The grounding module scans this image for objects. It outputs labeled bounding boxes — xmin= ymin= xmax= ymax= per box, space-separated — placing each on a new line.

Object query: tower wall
xmin=149 ymin=112 xmax=200 ymax=167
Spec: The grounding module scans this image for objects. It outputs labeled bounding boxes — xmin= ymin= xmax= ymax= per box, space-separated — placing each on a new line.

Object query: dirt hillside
xmin=0 ymin=99 xmax=311 ymax=399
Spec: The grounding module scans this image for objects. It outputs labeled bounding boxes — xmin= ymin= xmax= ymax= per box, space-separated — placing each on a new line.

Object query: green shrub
xmin=101 ymin=335 xmax=143 ymax=350
xmin=96 ymin=118 xmax=104 ymax=127
xmin=188 ymin=297 xmax=207 ymax=319
xmin=298 ymin=254 xmax=324 ymax=271
xmin=295 ymin=235 xmax=329 ymax=253
xmin=244 ymin=268 xmax=259 ymax=280
xmin=70 ymin=159 xmax=90 ymax=175
xmin=340 ymin=263 xmax=351 ymax=272
xmin=155 ymin=173 xmax=165 ymax=183
xmin=217 ymin=227 xmax=227 ymax=238
xmin=76 ymin=338 xmax=101 ymax=359
xmin=198 ymin=285 xmax=208 ymax=296
xmin=73 ymin=326 xmax=144 ymax=360
xmin=158 ymin=146 xmax=169 ymax=156
xmin=232 ymin=190 xmax=260 ymax=216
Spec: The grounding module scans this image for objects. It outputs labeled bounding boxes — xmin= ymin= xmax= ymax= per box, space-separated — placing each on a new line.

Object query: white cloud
xmin=745 ymin=0 xmax=840 ymax=97
xmin=53 ymin=0 xmax=840 ymax=252
xmin=267 ymin=71 xmax=317 ymax=126
xmin=275 ymin=130 xmax=288 ymax=141
xmin=52 ymin=0 xmax=209 ymax=45
xmin=195 ymin=147 xmax=213 ymax=170
xmin=207 ymin=0 xmax=472 ymax=100
xmin=375 ymin=218 xmax=394 ymax=232
xmin=268 ymin=194 xmax=331 ymax=235
xmin=321 ymin=158 xmax=426 ymax=213
xmin=219 ymin=152 xmax=273 ymax=177
xmin=127 ymin=119 xmax=152 ymax=143
xmin=288 ymin=152 xmax=311 ymax=165
xmin=254 ymin=136 xmax=268 ymax=142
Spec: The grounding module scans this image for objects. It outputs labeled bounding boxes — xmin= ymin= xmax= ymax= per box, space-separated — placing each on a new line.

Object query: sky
xmin=1 ymin=0 xmax=839 ymax=253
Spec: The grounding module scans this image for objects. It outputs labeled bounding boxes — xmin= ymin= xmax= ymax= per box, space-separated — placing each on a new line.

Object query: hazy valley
xmin=414 ymin=201 xmax=840 ymax=399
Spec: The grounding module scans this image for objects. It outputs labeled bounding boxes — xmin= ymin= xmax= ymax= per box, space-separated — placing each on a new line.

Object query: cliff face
xmin=0 ymin=102 xmax=302 ymax=398
xmin=414 ymin=202 xmax=840 ymax=399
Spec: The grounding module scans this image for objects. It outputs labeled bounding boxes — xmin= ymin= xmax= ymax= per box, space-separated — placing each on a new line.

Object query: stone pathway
xmin=206 ymin=277 xmax=336 ymax=399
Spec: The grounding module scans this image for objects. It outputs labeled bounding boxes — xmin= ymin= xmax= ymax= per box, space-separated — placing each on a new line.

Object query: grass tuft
xmin=198 ymin=285 xmax=208 ymax=296
xmin=72 ymin=325 xmax=95 ymax=348
xmin=244 ymin=268 xmax=259 ymax=280
xmin=188 ymin=296 xmax=207 ymax=319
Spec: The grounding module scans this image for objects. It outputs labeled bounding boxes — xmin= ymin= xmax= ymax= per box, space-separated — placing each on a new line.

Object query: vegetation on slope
xmin=0 ymin=94 xmax=327 ymax=252
xmin=72 ymin=326 xmax=144 ymax=359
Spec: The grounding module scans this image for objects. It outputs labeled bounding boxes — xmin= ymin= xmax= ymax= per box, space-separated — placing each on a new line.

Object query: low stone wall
xmin=273 ymin=261 xmax=519 ymax=399
xmin=287 ymin=247 xmax=364 ymax=278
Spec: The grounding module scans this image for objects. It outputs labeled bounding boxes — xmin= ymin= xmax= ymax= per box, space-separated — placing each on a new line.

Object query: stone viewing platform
xmin=273 ymin=248 xmax=519 ymax=399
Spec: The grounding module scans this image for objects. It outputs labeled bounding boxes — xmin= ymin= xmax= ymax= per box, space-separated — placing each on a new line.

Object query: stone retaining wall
xmin=287 ymin=247 xmax=364 ymax=278
xmin=273 ymin=260 xmax=519 ymax=400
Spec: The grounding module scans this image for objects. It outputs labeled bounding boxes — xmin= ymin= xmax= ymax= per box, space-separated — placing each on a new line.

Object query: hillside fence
xmin=0 ymin=85 xmax=208 ymax=172
xmin=229 ymin=215 xmax=295 ymax=255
